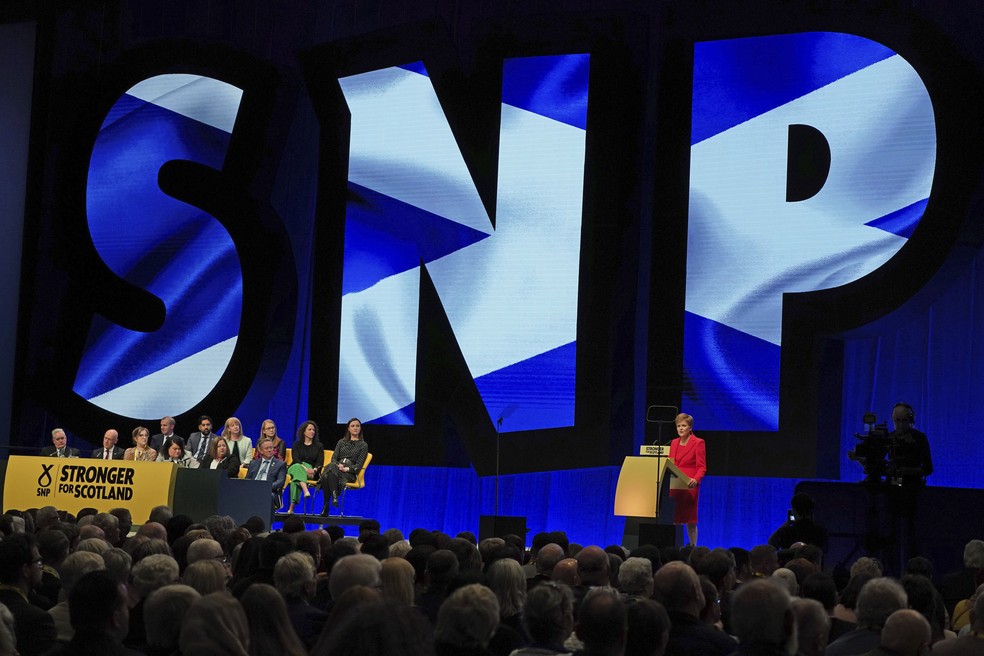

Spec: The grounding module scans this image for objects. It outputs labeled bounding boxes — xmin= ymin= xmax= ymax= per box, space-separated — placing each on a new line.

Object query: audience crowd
xmin=0 ymin=504 xmax=982 ymax=656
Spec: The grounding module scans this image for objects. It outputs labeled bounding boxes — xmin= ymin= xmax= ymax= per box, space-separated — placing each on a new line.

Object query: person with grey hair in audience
xmin=792 ymin=597 xmax=830 ymax=656
xmin=182 ymin=559 xmax=229 ymax=595
xmin=574 ymin=587 xmax=627 ymax=656
xmin=435 ymin=583 xmax=500 ymax=656
xmin=488 ymin=557 xmax=531 ymax=646
xmin=102 ymin=548 xmax=132 ymax=586
xmin=275 ymin=551 xmax=326 ymax=649
xmin=47 ymin=551 xmax=106 ymax=643
xmin=729 ymin=578 xmax=797 ymax=656
xmin=126 ymin=554 xmax=180 ymax=649
xmin=866 ymin=609 xmax=931 ymax=656
xmin=143 ymin=584 xmax=200 ymax=656
xmin=653 ymin=561 xmax=736 ymax=656
xmin=618 ymin=557 xmax=655 ymax=600
xmin=825 ymin=577 xmax=907 ymax=656
xmin=328 ymin=553 xmax=382 ymax=602
xmin=510 ymin=581 xmax=575 ymax=655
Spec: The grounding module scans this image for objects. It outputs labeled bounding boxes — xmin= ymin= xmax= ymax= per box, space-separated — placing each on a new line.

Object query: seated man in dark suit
xmin=245 ymin=437 xmax=287 ymax=509
xmin=652 ymin=561 xmax=736 ymax=656
xmin=91 ymin=429 xmax=125 ymax=460
xmin=150 ymin=416 xmax=182 ymax=452
xmin=41 ymin=428 xmax=80 ymax=458
xmin=46 ymin=569 xmax=138 ymax=656
xmin=0 ymin=533 xmax=56 ymax=656
xmin=186 ymin=415 xmax=215 ymax=464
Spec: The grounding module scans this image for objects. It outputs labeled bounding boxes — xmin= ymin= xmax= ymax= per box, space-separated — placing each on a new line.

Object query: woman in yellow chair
xmin=320 ymin=418 xmax=369 ymax=514
xmin=286 ymin=421 xmax=324 ymax=514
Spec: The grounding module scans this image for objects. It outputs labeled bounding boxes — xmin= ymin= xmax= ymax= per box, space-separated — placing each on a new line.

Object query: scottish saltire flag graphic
xmin=336 ymin=54 xmax=588 ymax=432
xmin=685 ymin=33 xmax=936 ymax=431
xmin=74 ymin=74 xmax=244 ymax=417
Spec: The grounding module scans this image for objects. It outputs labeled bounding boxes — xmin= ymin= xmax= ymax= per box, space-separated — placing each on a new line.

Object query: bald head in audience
xmin=576 ymin=546 xmax=610 ymax=587
xmin=536 ymin=543 xmax=566 ymax=576
xmin=653 ymin=561 xmax=704 ymax=617
xmin=730 ymin=578 xmax=796 ymax=656
xmin=552 ymin=558 xmax=580 ymax=586
xmin=137 ymin=522 xmax=168 ymax=541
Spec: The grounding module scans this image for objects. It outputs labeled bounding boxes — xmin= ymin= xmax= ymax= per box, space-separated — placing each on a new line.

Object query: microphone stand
xmin=494 ymin=416 xmax=502 ymax=520
xmin=646 ymin=405 xmax=678 ymax=519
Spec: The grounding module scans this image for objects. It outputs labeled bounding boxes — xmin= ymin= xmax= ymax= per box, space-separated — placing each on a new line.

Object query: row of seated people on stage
xmin=1 ymin=504 xmax=983 ymax=656
xmin=41 ymin=416 xmax=369 ymax=515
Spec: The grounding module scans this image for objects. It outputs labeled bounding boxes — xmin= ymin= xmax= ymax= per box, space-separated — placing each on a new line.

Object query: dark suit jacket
xmin=0 ymin=587 xmax=57 ymax=656
xmin=245 ymin=457 xmax=286 ymax=492
xmin=90 ymin=446 xmax=126 ymax=460
xmin=186 ymin=431 xmax=213 ymax=460
xmin=149 ymin=433 xmax=183 ymax=452
xmin=41 ymin=446 xmax=81 ymax=457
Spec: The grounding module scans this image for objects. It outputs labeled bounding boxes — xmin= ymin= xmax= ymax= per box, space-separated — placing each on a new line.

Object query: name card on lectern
xmin=639 ymin=445 xmax=670 ymax=457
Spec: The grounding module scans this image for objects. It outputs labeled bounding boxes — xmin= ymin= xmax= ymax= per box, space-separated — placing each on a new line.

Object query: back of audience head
xmin=699 ymin=576 xmax=721 ymax=626
xmin=389 ymin=539 xmax=412 ymax=559
xmin=183 ymin=558 xmax=229 ymax=595
xmin=129 ymin=537 xmax=172 ymax=564
xmin=625 ymin=597 xmax=670 ymax=656
xmin=102 ymin=547 xmax=132 ymax=585
xmin=750 ymin=544 xmax=780 ymax=576
xmin=800 ymin=572 xmax=837 ymax=611
xmin=425 ymin=549 xmax=459 ymax=590
xmin=59 ymin=550 xmax=106 ymax=601
xmin=186 ymin=537 xmax=224 ymax=565
xmin=148 ymin=504 xmax=173 ymax=527
xmin=792 ymin=597 xmax=830 ymax=656
xmin=576 ymin=545 xmax=611 ymax=587
xmin=274 ymin=551 xmax=316 ymax=601
xmin=879 ymin=609 xmax=930 ymax=656
xmin=523 ymin=581 xmax=575 ymax=646
xmin=552 ymin=557 xmax=580 ymax=586
xmin=180 ymin=592 xmax=250 ymax=656
xmin=619 ymin=557 xmax=655 ymax=598
xmin=576 ymin=587 xmax=627 ymax=656
xmin=695 ymin=549 xmax=735 ymax=593
xmin=241 ymin=583 xmax=306 ymax=656
xmin=850 ymin=556 xmax=883 ymax=579
xmin=856 ymin=577 xmax=908 ymax=629
xmin=449 ymin=536 xmax=483 ymax=572
xmin=380 ymin=556 xmax=415 ymax=606
xmin=839 ymin=572 xmax=874 ymax=611
xmin=434 ymin=583 xmax=500 ymax=650
xmin=132 ymin=553 xmax=180 ymax=598
xmin=653 ymin=561 xmax=704 ymax=615
xmin=144 ymin=584 xmax=201 ymax=650
xmin=478 ymin=537 xmax=506 ymax=564
xmin=731 ymin=578 xmax=795 ymax=654
xmin=68 ymin=569 xmax=130 ymax=640
xmin=772 ymin=567 xmax=798 ymax=597
xmin=536 ymin=543 xmax=566 ymax=575
xmin=964 ymin=539 xmax=984 ymax=569
xmin=329 ymin=553 xmax=381 ymax=600
xmin=360 ymin=532 xmax=391 ymax=561
xmin=487 ymin=557 xmax=526 ymax=618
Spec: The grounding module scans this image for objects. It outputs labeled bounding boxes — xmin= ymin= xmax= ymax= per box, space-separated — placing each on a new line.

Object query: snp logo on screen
xmin=684 ymin=32 xmax=936 ymax=431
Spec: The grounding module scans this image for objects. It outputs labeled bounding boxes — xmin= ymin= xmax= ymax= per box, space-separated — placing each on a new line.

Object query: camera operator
xmin=769 ymin=492 xmax=829 ymax=552
xmin=887 ymin=402 xmax=933 ymax=486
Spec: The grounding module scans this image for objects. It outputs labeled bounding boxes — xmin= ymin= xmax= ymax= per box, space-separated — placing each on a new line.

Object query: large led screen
xmin=684 ymin=33 xmax=936 ymax=431
xmin=75 ymin=74 xmax=245 ymax=418
xmin=335 ymin=54 xmax=589 ymax=433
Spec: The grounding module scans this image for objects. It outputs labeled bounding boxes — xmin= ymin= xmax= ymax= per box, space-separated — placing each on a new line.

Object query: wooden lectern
xmin=614 ymin=445 xmax=688 ymax=517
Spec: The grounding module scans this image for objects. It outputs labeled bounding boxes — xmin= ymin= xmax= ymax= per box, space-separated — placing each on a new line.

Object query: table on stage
xmin=1 ymin=455 xmax=273 ymax=525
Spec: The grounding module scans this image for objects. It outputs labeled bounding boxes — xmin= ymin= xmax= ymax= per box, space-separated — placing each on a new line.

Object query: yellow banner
xmin=3 ymin=456 xmax=177 ymax=521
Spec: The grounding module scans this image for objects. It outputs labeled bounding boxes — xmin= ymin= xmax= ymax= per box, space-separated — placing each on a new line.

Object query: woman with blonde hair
xmin=257 ymin=419 xmax=287 ymax=460
xmin=380 ymin=557 xmax=416 ymax=607
xmin=223 ymin=417 xmax=253 ymax=467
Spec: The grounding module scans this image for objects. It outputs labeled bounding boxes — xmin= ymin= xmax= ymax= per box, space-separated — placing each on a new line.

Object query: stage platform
xmin=273 ymin=511 xmax=370 ymax=527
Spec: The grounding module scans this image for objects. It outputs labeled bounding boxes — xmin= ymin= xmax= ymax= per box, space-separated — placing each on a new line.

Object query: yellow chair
xmin=338 ymin=452 xmax=372 ymax=516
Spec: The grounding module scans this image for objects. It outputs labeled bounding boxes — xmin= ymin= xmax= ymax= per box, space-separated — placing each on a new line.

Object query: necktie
xmin=104 ymin=449 xmax=110 ymax=460
xmin=197 ymin=436 xmax=208 ymax=460
xmin=258 ymin=459 xmax=270 ymax=481
xmin=57 ymin=449 xmax=63 ymax=458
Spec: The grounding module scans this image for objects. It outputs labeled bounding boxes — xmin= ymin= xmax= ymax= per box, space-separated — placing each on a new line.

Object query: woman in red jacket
xmin=669 ymin=412 xmax=706 ymax=546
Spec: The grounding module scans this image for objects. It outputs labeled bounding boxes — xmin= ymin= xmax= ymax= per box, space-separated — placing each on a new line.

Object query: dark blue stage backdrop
xmin=4 ymin=2 xmax=984 ymax=548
